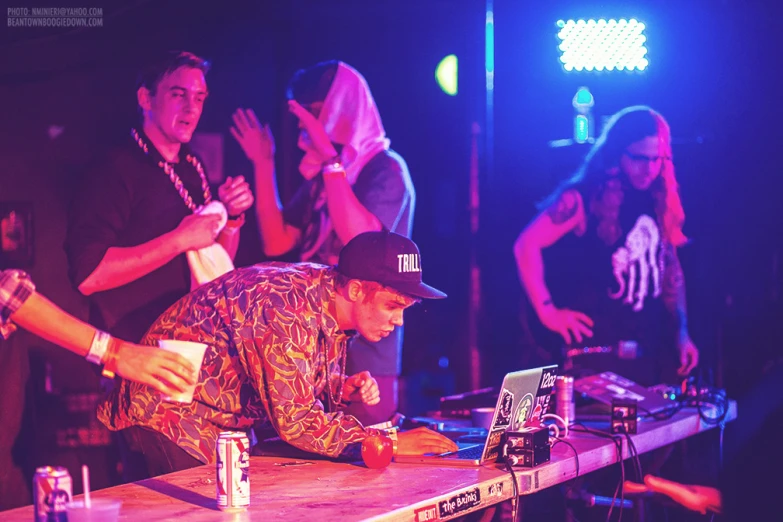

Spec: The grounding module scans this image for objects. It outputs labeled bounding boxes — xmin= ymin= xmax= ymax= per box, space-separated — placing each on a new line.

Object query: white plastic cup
xmin=157 ymin=339 xmax=208 ymax=404
xmin=65 ymin=499 xmax=122 ymax=522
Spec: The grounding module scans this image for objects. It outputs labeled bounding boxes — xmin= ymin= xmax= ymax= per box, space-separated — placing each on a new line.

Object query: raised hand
xmin=287 ymin=100 xmax=337 ymax=161
xmin=230 ymin=108 xmax=275 ymax=165
xmin=218 ymin=176 xmax=254 ymax=217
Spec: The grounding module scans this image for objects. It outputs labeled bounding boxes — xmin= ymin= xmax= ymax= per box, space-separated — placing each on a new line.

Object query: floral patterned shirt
xmin=97 ymin=263 xmax=375 ymax=464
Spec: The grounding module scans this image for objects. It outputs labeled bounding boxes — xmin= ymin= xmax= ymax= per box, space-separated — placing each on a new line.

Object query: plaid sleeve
xmin=0 ymin=269 xmax=36 ymax=339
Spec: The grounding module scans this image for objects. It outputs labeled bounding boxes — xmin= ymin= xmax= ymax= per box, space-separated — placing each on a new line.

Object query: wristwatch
xmin=225 ymin=213 xmax=246 ymax=228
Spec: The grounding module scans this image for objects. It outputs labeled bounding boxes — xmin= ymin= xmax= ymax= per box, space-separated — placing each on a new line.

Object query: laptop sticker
xmin=511 ymin=393 xmax=534 ymax=430
xmin=493 ymin=389 xmax=514 ymax=428
xmin=537 ymin=367 xmax=558 ymax=396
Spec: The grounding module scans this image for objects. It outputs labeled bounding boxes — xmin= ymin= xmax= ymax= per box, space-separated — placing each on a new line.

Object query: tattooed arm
xmin=514 ymin=189 xmax=594 ymax=344
xmin=662 ymin=244 xmax=699 ymax=375
xmin=661 ymin=243 xmax=687 ymax=330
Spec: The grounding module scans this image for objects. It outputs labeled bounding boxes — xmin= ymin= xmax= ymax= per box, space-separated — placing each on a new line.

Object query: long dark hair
xmin=540 ymin=105 xmax=686 ymax=247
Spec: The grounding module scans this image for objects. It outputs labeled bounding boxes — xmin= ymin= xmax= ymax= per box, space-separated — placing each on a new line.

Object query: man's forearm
xmin=11 ymin=292 xmax=96 ymax=357
xmin=78 ymin=230 xmax=184 ymax=295
xmin=662 ymin=244 xmax=688 ymax=333
xmin=253 ymin=160 xmax=299 ymax=256
xmin=323 ymin=174 xmax=381 ymax=245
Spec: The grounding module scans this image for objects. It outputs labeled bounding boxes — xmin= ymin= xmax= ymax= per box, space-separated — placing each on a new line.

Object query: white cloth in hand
xmin=186 ymin=201 xmax=235 ymax=290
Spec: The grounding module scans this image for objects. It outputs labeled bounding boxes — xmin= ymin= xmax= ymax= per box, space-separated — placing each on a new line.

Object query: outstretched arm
xmin=230 ymin=108 xmax=302 ymax=257
xmin=10 ymin=289 xmax=195 ymax=395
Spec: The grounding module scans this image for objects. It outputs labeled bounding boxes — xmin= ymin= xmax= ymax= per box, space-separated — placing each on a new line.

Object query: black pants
xmin=0 ymin=336 xmax=30 ymax=510
xmin=120 ymin=427 xmax=203 ymax=479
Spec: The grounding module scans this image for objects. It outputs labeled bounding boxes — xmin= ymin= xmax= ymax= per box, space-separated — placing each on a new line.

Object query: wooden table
xmin=0 ymin=403 xmax=735 ymax=522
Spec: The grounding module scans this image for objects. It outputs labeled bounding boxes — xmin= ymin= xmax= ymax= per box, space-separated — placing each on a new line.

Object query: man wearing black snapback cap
xmin=336 ymin=230 xmax=447 ymax=300
xmin=98 ymin=231 xmax=454 ymax=477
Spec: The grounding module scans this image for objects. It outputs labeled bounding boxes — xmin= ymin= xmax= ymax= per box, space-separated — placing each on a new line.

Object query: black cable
xmin=571 ymin=424 xmax=631 ymax=522
xmin=619 ymin=473 xmax=625 ymax=522
xmin=631 ymin=381 xmax=729 ymax=426
xmin=638 ymin=399 xmax=685 ymax=420
xmin=553 ymin=437 xmax=580 ymax=479
xmin=576 ymin=422 xmax=640 ymax=522
xmin=571 ymin=424 xmax=629 ymax=480
xmin=630 ymin=435 xmax=643 ymax=482
xmin=571 ymin=423 xmax=619 ymax=440
xmin=504 ymin=451 xmax=520 ymax=522
xmin=619 ymin=429 xmax=642 ymax=482
xmin=696 ymin=389 xmax=729 ymax=425
xmin=606 ymin=437 xmax=625 ymax=522
xmin=618 ymin=435 xmax=626 ymax=522
xmin=606 ymin=480 xmax=621 ymax=522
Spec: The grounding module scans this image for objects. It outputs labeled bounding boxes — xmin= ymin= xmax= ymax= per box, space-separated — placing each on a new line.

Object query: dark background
xmin=1 ymin=0 xmax=779 ymax=495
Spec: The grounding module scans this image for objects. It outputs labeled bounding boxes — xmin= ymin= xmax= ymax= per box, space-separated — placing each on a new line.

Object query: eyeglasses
xmin=623 ymin=151 xmax=669 ymax=163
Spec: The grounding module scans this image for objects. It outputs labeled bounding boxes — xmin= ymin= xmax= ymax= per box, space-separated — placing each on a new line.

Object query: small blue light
xmin=438 ymin=356 xmax=450 ymax=369
xmin=574 ymin=115 xmax=589 ymax=143
xmin=486 ymin=9 xmax=495 ymax=91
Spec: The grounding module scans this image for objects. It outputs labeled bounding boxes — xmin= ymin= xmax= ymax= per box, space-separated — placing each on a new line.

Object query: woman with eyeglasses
xmin=514 ymin=105 xmax=698 ymax=386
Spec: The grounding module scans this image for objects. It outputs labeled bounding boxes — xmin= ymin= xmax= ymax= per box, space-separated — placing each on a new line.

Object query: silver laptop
xmin=395 ymin=365 xmax=558 ymax=467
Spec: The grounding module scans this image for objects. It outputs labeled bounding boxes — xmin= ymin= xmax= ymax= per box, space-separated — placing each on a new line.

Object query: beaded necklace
xmin=131 ymin=128 xmax=212 ymax=212
xmin=323 ymin=335 xmax=348 ymax=410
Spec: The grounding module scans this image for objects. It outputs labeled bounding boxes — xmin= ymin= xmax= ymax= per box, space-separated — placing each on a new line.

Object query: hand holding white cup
xmin=157 ymin=340 xmax=208 ymax=404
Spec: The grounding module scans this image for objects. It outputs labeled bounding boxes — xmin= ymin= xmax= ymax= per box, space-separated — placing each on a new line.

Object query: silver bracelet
xmin=86 ymin=330 xmax=111 ymax=365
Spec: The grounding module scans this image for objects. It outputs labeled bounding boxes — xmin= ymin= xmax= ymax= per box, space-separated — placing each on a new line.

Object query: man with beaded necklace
xmin=65 ymin=50 xmax=254 ymax=481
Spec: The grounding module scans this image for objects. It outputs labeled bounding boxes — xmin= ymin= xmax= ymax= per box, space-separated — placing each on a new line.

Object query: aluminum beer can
xmin=33 ymin=466 xmax=72 ymax=522
xmin=216 ymin=431 xmax=250 ymax=512
xmin=555 ymin=375 xmax=575 ymax=427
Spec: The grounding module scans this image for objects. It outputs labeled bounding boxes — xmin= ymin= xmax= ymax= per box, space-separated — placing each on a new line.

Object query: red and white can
xmin=33 ymin=466 xmax=72 ymax=522
xmin=216 ymin=431 xmax=250 ymax=512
